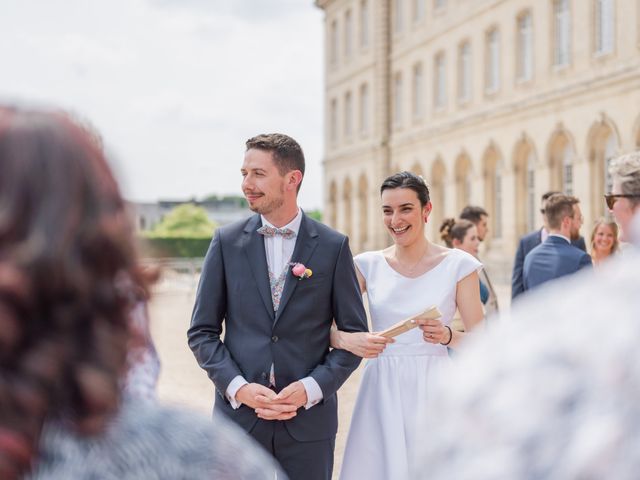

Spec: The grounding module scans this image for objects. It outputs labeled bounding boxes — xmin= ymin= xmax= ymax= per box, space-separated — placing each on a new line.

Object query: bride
xmin=332 ymin=171 xmax=484 ymax=480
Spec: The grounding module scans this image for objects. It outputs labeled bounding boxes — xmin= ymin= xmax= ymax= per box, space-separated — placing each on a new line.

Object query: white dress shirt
xmin=226 ymin=209 xmax=323 ymax=410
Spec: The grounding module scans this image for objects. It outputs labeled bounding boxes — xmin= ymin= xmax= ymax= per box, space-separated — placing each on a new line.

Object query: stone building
xmin=315 ymin=0 xmax=640 ymax=280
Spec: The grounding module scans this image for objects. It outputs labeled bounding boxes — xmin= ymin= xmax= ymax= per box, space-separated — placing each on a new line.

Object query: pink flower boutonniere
xmin=290 ymin=262 xmax=313 ymax=280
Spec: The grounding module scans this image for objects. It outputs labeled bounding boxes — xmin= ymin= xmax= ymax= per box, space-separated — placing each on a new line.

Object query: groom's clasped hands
xmin=237 ymin=381 xmax=309 ymax=421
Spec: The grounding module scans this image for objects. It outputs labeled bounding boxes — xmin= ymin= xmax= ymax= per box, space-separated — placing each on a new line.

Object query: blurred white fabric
xmin=415 ymin=213 xmax=640 ymax=479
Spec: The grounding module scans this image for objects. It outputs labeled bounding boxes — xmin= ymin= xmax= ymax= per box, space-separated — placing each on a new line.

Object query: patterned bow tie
xmin=257 ymin=225 xmax=296 ymax=239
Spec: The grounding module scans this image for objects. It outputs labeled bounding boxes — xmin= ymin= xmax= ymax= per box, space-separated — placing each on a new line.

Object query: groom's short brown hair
xmin=246 ymin=133 xmax=305 ymax=178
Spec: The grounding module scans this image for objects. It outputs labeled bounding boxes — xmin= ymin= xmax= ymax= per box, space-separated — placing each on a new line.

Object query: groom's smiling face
xmin=241 ymin=148 xmax=286 ymax=215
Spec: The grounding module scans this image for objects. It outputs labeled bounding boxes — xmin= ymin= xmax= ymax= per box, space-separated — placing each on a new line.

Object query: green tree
xmin=147 ymin=204 xmax=216 ymax=238
xmin=306 ymin=209 xmax=322 ymax=222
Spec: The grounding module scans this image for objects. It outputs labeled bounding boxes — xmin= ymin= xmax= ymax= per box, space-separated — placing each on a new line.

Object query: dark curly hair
xmin=0 ymin=107 xmax=151 ymax=479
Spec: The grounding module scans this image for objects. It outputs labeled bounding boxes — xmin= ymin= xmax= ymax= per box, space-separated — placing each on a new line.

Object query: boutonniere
xmin=290 ymin=262 xmax=313 ymax=280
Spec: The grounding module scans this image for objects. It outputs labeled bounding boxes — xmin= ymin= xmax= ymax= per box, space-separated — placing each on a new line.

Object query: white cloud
xmin=0 ymin=0 xmax=325 ymax=209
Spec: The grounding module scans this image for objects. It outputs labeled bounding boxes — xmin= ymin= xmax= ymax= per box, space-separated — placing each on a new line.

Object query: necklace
xmin=393 ymin=246 xmax=429 ymax=273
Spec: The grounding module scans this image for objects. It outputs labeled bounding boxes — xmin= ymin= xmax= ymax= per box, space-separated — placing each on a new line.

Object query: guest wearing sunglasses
xmin=606 ymin=152 xmax=640 ymax=243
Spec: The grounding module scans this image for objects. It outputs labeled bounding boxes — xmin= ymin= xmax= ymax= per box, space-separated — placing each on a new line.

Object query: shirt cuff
xmin=300 ymin=377 xmax=323 ymax=410
xmin=226 ymin=375 xmax=249 ymax=409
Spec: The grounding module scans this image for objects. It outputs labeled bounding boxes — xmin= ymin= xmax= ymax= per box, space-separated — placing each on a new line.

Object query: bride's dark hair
xmin=0 ymin=107 xmax=152 ymax=479
xmin=380 ymin=171 xmax=430 ymax=206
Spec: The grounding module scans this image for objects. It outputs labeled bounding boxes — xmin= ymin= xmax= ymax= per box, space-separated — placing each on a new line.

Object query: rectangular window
xmin=553 ymin=0 xmax=571 ymax=66
xmin=330 ymin=20 xmax=339 ymax=65
xmin=344 ymin=92 xmax=353 ymax=138
xmin=485 ymin=29 xmax=500 ymax=93
xmin=330 ymin=99 xmax=338 ymax=143
xmin=394 ymin=73 xmax=403 ymax=127
xmin=412 ymin=63 xmax=424 ymax=118
xmin=359 ymin=83 xmax=369 ymax=135
xmin=434 ymin=53 xmax=446 ymax=109
xmin=517 ymin=12 xmax=533 ymax=81
xmin=413 ymin=0 xmax=425 ymax=22
xmin=344 ymin=10 xmax=353 ymax=58
xmin=595 ymin=0 xmax=614 ymax=54
xmin=434 ymin=0 xmax=446 ymax=9
xmin=360 ymin=0 xmax=369 ymax=48
xmin=458 ymin=41 xmax=471 ymax=102
xmin=395 ymin=0 xmax=404 ymax=34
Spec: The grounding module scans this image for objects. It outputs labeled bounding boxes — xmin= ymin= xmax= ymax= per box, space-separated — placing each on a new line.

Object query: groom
xmin=188 ymin=133 xmax=368 ymax=480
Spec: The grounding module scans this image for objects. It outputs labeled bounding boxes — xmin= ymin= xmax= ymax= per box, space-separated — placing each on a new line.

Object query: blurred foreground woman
xmin=0 ymin=106 xmax=281 ymax=479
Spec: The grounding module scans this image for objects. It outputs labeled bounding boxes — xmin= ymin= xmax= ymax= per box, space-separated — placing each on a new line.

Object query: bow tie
xmin=257 ymin=225 xmax=296 ymax=239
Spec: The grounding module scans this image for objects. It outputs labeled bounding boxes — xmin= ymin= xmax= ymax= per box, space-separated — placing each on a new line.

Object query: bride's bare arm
xmin=418 ymin=271 xmax=484 ymax=348
xmin=329 ymin=265 xmax=393 ymax=358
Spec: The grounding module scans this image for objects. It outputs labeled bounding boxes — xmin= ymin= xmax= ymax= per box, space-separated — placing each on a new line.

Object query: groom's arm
xmin=188 ymin=229 xmax=244 ymax=401
xmin=307 ymin=236 xmax=368 ymax=401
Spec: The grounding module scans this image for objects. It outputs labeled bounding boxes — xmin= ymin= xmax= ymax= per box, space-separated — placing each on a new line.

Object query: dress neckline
xmin=378 ymin=249 xmax=455 ymax=279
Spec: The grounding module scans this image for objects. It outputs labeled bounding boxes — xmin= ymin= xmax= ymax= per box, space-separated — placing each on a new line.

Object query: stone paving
xmin=150 ymin=273 xmax=511 ymax=478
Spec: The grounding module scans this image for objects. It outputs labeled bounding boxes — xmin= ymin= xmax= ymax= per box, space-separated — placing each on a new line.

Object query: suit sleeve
xmin=578 ymin=252 xmax=594 ymax=270
xmin=511 ymin=239 xmax=526 ymax=300
xmin=308 ymin=237 xmax=368 ymax=400
xmin=187 ymin=229 xmax=243 ymax=397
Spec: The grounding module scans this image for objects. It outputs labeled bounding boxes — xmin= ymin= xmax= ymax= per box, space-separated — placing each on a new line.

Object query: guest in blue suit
xmin=523 ymin=194 xmax=592 ymax=292
xmin=511 ymin=191 xmax=586 ymax=300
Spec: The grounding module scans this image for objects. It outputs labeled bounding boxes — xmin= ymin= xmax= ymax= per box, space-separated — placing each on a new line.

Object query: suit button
xmin=271 ymin=335 xmax=279 ymax=343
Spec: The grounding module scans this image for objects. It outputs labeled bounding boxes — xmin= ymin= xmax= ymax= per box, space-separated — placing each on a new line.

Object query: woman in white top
xmin=332 ymin=171 xmax=484 ymax=480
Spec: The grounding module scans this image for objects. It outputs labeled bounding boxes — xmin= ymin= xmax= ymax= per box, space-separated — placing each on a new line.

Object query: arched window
xmin=604 ymin=133 xmax=617 ymax=195
xmin=358 ymin=174 xmax=369 ymax=251
xmin=494 ymin=168 xmax=503 ymax=238
xmin=562 ymin=143 xmax=574 ymax=195
xmin=526 ymin=151 xmax=536 ymax=232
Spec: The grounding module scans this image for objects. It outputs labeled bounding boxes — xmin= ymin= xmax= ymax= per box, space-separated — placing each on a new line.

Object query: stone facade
xmin=316 ymin=0 xmax=640 ymax=281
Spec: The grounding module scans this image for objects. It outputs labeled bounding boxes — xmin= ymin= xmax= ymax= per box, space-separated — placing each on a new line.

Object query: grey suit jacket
xmin=188 ymin=212 xmax=367 ymax=442
xmin=522 ymin=236 xmax=592 ymax=292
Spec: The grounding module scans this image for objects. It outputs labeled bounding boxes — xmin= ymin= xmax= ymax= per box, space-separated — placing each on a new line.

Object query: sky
xmin=0 ymin=0 xmax=325 ymax=209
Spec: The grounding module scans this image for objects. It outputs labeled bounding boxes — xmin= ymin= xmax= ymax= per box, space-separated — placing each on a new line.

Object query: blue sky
xmin=0 ymin=0 xmax=325 ymax=209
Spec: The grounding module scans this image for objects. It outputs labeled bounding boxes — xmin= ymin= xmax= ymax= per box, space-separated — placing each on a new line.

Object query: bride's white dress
xmin=339 ymin=248 xmax=481 ymax=480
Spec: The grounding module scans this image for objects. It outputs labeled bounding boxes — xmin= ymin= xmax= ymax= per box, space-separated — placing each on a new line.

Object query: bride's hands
xmin=331 ymin=329 xmax=394 ymax=358
xmin=417 ymin=318 xmax=450 ymax=344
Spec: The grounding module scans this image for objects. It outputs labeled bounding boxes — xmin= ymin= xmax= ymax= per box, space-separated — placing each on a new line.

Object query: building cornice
xmin=314 ymin=0 xmax=332 ymax=10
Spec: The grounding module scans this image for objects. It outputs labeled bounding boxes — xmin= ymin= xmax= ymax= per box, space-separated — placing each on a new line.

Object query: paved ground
xmin=151 ymin=271 xmax=511 ymax=477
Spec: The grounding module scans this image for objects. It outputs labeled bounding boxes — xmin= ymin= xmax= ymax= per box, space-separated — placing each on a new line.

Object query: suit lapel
xmin=242 ymin=215 xmax=275 ymax=320
xmin=274 ymin=213 xmax=319 ymax=325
